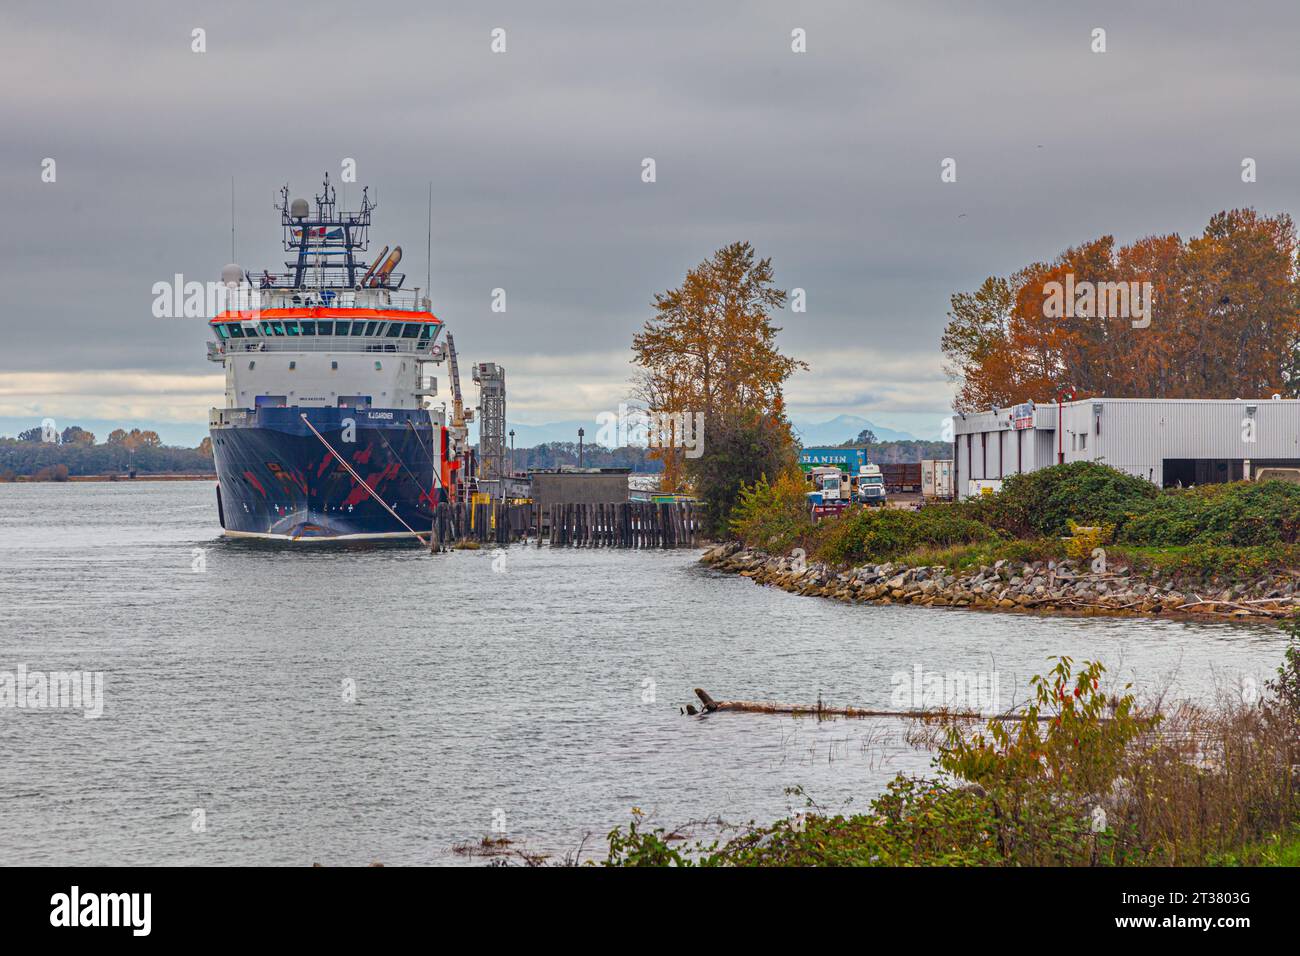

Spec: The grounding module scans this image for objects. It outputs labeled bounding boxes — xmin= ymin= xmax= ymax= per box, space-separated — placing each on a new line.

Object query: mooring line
xmin=404 ymin=418 xmax=434 ymax=466
xmin=299 ymin=414 xmax=430 ymax=546
xmin=376 ymin=427 xmax=430 ymax=498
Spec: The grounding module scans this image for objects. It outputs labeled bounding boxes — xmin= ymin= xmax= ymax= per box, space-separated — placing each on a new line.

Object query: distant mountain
xmin=790 ymin=415 xmax=917 ymax=446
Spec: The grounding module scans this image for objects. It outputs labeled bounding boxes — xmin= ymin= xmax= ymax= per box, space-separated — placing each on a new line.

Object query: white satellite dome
xmin=290 ymin=198 xmax=309 ymax=218
xmin=221 ymin=263 xmax=243 ymax=286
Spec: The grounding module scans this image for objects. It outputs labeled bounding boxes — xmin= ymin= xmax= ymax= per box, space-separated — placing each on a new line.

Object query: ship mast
xmin=272 ymin=175 xmax=388 ymax=291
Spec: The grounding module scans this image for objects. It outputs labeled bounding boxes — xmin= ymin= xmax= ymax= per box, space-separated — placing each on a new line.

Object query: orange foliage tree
xmin=941 ymin=209 xmax=1300 ymax=411
xmin=631 ymin=241 xmax=806 ymax=492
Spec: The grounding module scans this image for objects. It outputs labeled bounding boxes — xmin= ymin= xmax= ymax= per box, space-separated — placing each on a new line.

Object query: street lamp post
xmin=577 ymin=428 xmax=585 ymax=468
xmin=509 ymin=428 xmax=515 ymax=476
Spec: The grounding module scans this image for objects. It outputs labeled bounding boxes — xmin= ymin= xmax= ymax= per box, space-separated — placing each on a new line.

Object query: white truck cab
xmin=857 ymin=464 xmax=887 ymax=506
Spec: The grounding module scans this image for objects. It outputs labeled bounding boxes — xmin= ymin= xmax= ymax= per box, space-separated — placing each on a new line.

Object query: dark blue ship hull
xmin=211 ymin=407 xmax=441 ymax=541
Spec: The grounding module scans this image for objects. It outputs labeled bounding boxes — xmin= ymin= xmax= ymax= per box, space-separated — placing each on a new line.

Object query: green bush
xmin=968 ymin=461 xmax=1157 ymax=538
xmin=1118 ymin=480 xmax=1300 ymax=547
xmin=1114 ymin=544 xmax=1300 ymax=581
xmin=729 ymin=472 xmax=813 ymax=552
xmin=815 ymin=504 xmax=1000 ymax=566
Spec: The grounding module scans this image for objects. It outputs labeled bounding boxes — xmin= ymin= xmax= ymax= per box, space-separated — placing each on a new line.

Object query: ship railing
xmin=212 ymin=338 xmax=439 ymax=356
xmin=239 ymin=287 xmax=426 ymax=314
xmin=219 ymin=282 xmax=428 ymax=313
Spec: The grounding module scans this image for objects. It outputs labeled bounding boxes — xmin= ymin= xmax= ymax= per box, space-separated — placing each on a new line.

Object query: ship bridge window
xmin=350 ymin=322 xmax=365 ymax=336
xmin=215 ymin=324 xmax=229 ymax=339
xmin=243 ymin=325 xmax=259 ymax=337
xmin=419 ymin=324 xmax=435 ymax=340
xmin=401 ymin=323 xmax=420 ymax=339
xmin=316 ymin=321 xmax=332 ymax=335
xmin=225 ymin=323 xmax=245 ymax=338
xmin=365 ymin=321 xmax=378 ymax=336
xmin=300 ymin=320 xmax=316 ymax=335
xmin=385 ymin=322 xmax=403 ymax=338
xmin=285 ymin=321 xmax=301 ymax=336
xmin=269 ymin=322 xmax=285 ymax=336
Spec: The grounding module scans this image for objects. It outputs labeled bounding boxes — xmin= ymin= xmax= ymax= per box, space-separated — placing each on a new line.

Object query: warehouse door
xmin=1162 ymin=459 xmax=1243 ymax=488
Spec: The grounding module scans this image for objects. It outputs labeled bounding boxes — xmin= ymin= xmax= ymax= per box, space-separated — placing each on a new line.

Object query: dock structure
xmin=428 ymin=500 xmax=699 ymax=549
xmin=473 ymin=363 xmax=507 ymax=490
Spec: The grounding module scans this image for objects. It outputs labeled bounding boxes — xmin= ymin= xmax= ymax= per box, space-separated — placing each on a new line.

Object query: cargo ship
xmin=206 ymin=176 xmax=460 ymax=541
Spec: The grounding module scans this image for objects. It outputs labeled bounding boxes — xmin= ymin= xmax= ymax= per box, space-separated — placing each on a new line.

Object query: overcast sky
xmin=2 ymin=0 xmax=1298 ymax=444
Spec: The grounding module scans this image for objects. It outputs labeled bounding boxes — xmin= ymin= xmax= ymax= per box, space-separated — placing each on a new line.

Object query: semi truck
xmin=805 ymin=465 xmax=853 ymax=517
xmin=857 ymin=463 xmax=887 ymax=506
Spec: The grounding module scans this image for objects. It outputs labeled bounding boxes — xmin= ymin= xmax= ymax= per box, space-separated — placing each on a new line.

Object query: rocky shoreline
xmin=701 ymin=542 xmax=1300 ymax=621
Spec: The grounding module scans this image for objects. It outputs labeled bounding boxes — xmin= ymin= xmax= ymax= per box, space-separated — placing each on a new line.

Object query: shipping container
xmin=920 ymin=459 xmax=954 ymax=499
xmin=798 ymin=447 xmax=870 ymax=473
xmin=880 ymin=462 xmax=922 ymax=493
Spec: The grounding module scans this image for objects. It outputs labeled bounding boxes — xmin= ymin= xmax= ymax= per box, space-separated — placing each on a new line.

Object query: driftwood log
xmin=691 ymin=688 xmax=1050 ymax=722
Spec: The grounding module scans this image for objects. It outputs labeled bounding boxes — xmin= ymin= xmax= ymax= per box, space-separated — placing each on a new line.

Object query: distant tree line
xmin=1 ymin=420 xmax=667 ymax=481
xmin=508 ymin=442 xmax=664 ymax=472
xmin=825 ymin=436 xmax=953 ymax=463
xmin=0 ymin=425 xmax=213 ymax=479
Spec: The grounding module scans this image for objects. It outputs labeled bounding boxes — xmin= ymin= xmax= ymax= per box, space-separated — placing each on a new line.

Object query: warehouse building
xmin=952 ymin=397 xmax=1300 ymax=498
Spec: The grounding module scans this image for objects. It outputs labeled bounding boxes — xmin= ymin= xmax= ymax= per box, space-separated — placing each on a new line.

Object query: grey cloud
xmin=2 ymin=0 xmax=1297 ymax=431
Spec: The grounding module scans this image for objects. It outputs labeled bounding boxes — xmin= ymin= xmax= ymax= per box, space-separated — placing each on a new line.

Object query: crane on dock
xmin=443 ymin=332 xmax=474 ymax=502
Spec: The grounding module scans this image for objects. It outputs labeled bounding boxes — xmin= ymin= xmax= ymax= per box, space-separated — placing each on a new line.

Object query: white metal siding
xmin=953 ymin=398 xmax=1300 ymax=496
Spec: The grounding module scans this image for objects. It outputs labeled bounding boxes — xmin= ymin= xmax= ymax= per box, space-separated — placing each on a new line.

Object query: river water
xmin=0 ymin=481 xmax=1288 ymax=865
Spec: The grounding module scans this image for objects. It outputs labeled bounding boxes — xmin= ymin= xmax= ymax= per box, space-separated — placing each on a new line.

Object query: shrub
xmin=1114 ymin=544 xmax=1300 ymax=582
xmin=1063 ymin=519 xmax=1113 ymax=562
xmin=729 ymin=471 xmax=813 ymax=552
xmin=1118 ymin=480 xmax=1300 ymax=547
xmin=971 ymin=461 xmax=1157 ymax=538
xmin=815 ymin=503 xmax=1000 ymax=566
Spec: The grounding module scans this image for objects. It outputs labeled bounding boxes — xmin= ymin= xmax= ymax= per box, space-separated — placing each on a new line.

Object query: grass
xmin=1212 ymin=829 xmax=1300 ymax=866
xmin=896 ymin=537 xmax=1068 ymax=572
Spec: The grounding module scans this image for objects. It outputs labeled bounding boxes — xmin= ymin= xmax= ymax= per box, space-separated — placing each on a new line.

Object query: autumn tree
xmin=61 ymin=426 xmax=95 ymax=445
xmin=941 ymin=209 xmax=1300 ymax=410
xmin=631 ymin=241 xmax=806 ymax=519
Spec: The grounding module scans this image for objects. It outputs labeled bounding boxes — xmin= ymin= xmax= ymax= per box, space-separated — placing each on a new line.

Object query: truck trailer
xmin=920 ymin=459 xmax=955 ymax=500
